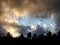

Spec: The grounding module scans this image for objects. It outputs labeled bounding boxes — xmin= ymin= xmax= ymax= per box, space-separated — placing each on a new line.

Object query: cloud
xmin=30 ymin=25 xmax=36 ymax=30
xmin=43 ymin=24 xmax=47 ymax=29
xmin=1 ymin=0 xmax=60 ymax=12
xmin=1 ymin=0 xmax=60 ymax=19
xmin=0 ymin=0 xmax=60 ymax=37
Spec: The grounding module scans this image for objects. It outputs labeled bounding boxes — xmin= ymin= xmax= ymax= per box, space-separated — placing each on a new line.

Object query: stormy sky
xmin=0 ymin=0 xmax=60 ymax=38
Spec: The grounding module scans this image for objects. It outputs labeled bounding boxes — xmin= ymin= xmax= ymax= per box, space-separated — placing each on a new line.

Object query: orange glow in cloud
xmin=6 ymin=26 xmax=20 ymax=38
xmin=0 ymin=2 xmax=28 ymax=38
xmin=1 ymin=1 xmax=28 ymax=24
xmin=12 ymin=8 xmax=27 ymax=18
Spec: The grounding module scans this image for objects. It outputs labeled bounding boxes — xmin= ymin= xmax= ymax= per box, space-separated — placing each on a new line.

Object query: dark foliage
xmin=0 ymin=31 xmax=60 ymax=40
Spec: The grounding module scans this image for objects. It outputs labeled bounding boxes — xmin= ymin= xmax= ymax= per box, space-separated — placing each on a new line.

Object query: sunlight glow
xmin=43 ymin=24 xmax=47 ymax=29
xmin=30 ymin=25 xmax=36 ymax=30
xmin=6 ymin=26 xmax=20 ymax=38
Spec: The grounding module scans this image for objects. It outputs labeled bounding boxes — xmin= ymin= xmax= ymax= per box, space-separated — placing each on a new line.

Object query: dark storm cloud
xmin=11 ymin=0 xmax=60 ymax=12
xmin=0 ymin=25 xmax=7 ymax=37
xmin=1 ymin=0 xmax=60 ymax=14
xmin=0 ymin=0 xmax=59 ymax=11
xmin=0 ymin=0 xmax=2 ymax=15
xmin=55 ymin=13 xmax=60 ymax=25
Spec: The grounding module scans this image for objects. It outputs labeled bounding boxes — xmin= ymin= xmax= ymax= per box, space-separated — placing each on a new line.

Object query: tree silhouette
xmin=58 ymin=31 xmax=60 ymax=36
xmin=7 ymin=32 xmax=12 ymax=38
xmin=53 ymin=34 xmax=57 ymax=39
xmin=33 ymin=34 xmax=36 ymax=39
xmin=20 ymin=34 xmax=24 ymax=39
xmin=58 ymin=31 xmax=60 ymax=39
xmin=47 ymin=31 xmax=52 ymax=39
xmin=27 ymin=32 xmax=32 ymax=39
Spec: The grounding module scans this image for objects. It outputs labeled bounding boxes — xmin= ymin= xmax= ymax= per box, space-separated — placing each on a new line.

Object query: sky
xmin=0 ymin=0 xmax=60 ymax=38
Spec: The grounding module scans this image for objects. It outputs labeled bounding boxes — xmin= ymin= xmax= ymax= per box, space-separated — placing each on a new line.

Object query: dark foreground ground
xmin=0 ymin=31 xmax=60 ymax=44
